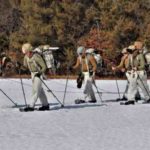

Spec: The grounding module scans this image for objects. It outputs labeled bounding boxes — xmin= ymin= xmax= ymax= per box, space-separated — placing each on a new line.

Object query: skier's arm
xmin=114 ymin=56 xmax=126 ymax=71
xmin=73 ymin=57 xmax=80 ymax=69
xmin=23 ymin=56 xmax=29 ymax=69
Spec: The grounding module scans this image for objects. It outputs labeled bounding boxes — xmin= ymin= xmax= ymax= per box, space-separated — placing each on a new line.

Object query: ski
xmin=19 ymin=107 xmax=51 ymax=112
xmin=19 ymin=102 xmax=106 ymax=112
xmin=119 ymin=101 xmax=146 ymax=105
xmin=74 ymin=99 xmax=86 ymax=104
xmin=19 ymin=105 xmax=63 ymax=112
xmin=74 ymin=99 xmax=107 ymax=106
xmin=120 ymin=101 xmax=135 ymax=105
xmin=19 ymin=107 xmax=35 ymax=112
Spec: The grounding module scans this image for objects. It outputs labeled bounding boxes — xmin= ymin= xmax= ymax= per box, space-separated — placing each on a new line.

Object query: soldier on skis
xmin=122 ymin=43 xmax=150 ymax=105
xmin=70 ymin=46 xmax=97 ymax=104
xmin=112 ymin=47 xmax=141 ymax=102
xmin=21 ymin=43 xmax=49 ymax=111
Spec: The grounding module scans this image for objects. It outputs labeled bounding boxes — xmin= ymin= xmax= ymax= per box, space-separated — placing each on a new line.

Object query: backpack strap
xmin=79 ymin=56 xmax=90 ymax=72
xmin=85 ymin=57 xmax=90 ymax=72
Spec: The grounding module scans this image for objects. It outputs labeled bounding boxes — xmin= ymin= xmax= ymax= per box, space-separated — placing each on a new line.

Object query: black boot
xmin=124 ymin=100 xmax=135 ymax=105
xmin=116 ymin=96 xmax=127 ymax=102
xmin=88 ymin=100 xmax=97 ymax=103
xmin=20 ymin=106 xmax=34 ymax=112
xmin=135 ymin=95 xmax=141 ymax=102
xmin=120 ymin=100 xmax=135 ymax=105
xmin=38 ymin=105 xmax=49 ymax=111
xmin=75 ymin=99 xmax=86 ymax=104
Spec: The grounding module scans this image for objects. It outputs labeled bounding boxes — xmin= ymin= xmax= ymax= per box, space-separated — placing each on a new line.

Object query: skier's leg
xmin=39 ymin=87 xmax=49 ymax=106
xmin=125 ymin=71 xmax=137 ymax=104
xmin=123 ymin=81 xmax=129 ymax=100
xmin=137 ymin=71 xmax=150 ymax=102
xmin=29 ymin=76 xmax=42 ymax=107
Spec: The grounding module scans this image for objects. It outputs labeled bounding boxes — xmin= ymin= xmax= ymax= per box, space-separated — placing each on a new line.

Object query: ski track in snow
xmin=0 ymin=79 xmax=150 ymax=150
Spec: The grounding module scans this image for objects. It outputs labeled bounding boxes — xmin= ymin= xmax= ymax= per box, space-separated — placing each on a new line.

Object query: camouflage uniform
xmin=114 ymin=49 xmax=141 ymax=100
xmin=126 ymin=50 xmax=150 ymax=103
xmin=22 ymin=43 xmax=49 ymax=109
xmin=73 ymin=53 xmax=97 ymax=102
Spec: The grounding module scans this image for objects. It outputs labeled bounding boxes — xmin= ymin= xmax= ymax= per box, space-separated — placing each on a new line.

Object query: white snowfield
xmin=0 ymin=78 xmax=150 ymax=150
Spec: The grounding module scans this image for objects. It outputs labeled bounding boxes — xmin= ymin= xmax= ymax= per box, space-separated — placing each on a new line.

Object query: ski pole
xmin=0 ymin=89 xmax=18 ymax=106
xmin=93 ymin=81 xmax=103 ymax=103
xmin=62 ymin=66 xmax=70 ymax=106
xmin=19 ymin=69 xmax=27 ymax=107
xmin=115 ymin=78 xmax=121 ymax=100
xmin=136 ymin=71 xmax=150 ymax=98
xmin=39 ymin=78 xmax=64 ymax=107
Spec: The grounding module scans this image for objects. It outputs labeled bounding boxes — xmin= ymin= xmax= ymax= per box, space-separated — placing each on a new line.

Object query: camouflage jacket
xmin=126 ymin=53 xmax=145 ymax=71
xmin=73 ymin=55 xmax=97 ymax=72
xmin=24 ymin=53 xmax=46 ymax=74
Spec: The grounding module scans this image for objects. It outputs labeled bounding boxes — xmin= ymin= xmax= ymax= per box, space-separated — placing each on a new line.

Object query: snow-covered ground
xmin=0 ymin=78 xmax=150 ymax=150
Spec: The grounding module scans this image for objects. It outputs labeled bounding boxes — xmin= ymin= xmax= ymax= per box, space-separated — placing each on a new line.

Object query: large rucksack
xmin=85 ymin=49 xmax=103 ymax=74
xmin=144 ymin=52 xmax=150 ymax=71
xmin=33 ymin=47 xmax=47 ymax=68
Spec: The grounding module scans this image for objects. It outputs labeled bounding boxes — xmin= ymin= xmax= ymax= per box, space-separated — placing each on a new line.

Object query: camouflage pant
xmin=82 ymin=72 xmax=96 ymax=101
xmin=126 ymin=70 xmax=150 ymax=101
xmin=29 ymin=72 xmax=49 ymax=107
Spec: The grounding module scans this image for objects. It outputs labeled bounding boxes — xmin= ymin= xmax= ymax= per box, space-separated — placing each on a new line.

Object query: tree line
xmin=0 ymin=0 xmax=150 ymax=74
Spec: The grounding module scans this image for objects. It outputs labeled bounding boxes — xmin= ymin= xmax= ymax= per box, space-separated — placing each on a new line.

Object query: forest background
xmin=0 ymin=0 xmax=150 ymax=76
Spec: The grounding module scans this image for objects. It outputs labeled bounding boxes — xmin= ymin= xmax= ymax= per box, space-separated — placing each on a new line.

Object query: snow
xmin=0 ymin=78 xmax=150 ymax=150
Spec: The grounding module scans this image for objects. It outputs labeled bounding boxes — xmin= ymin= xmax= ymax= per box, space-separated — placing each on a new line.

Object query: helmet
xmin=134 ymin=41 xmax=143 ymax=50
xmin=77 ymin=46 xmax=84 ymax=55
xmin=127 ymin=45 xmax=136 ymax=51
xmin=121 ymin=48 xmax=127 ymax=54
xmin=22 ymin=43 xmax=33 ymax=54
xmin=86 ymin=48 xmax=94 ymax=54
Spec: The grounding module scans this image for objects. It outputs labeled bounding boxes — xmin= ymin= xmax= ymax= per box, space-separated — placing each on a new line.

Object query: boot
xmin=88 ymin=100 xmax=97 ymax=103
xmin=75 ymin=99 xmax=86 ymax=104
xmin=38 ymin=105 xmax=49 ymax=111
xmin=20 ymin=106 xmax=34 ymax=112
xmin=116 ymin=96 xmax=127 ymax=101
xmin=135 ymin=95 xmax=141 ymax=102
xmin=124 ymin=100 xmax=135 ymax=105
xmin=120 ymin=100 xmax=135 ymax=105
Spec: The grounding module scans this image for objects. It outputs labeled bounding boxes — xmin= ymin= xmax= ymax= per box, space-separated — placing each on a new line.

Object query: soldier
xmin=112 ymin=48 xmax=141 ymax=101
xmin=124 ymin=44 xmax=150 ymax=105
xmin=70 ymin=46 xmax=97 ymax=104
xmin=21 ymin=43 xmax=49 ymax=111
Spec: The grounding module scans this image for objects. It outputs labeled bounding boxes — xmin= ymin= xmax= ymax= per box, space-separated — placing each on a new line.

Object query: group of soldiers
xmin=69 ymin=42 xmax=150 ymax=105
xmin=112 ymin=41 xmax=150 ymax=105
xmin=19 ymin=41 xmax=150 ymax=111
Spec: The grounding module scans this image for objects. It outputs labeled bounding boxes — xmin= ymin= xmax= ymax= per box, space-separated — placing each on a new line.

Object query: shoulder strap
xmin=85 ymin=57 xmax=89 ymax=72
xmin=79 ymin=56 xmax=90 ymax=72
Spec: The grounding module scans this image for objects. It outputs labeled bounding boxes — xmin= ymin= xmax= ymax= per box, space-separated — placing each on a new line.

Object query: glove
xmin=89 ymin=70 xmax=94 ymax=76
xmin=35 ymin=72 xmax=41 ymax=78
